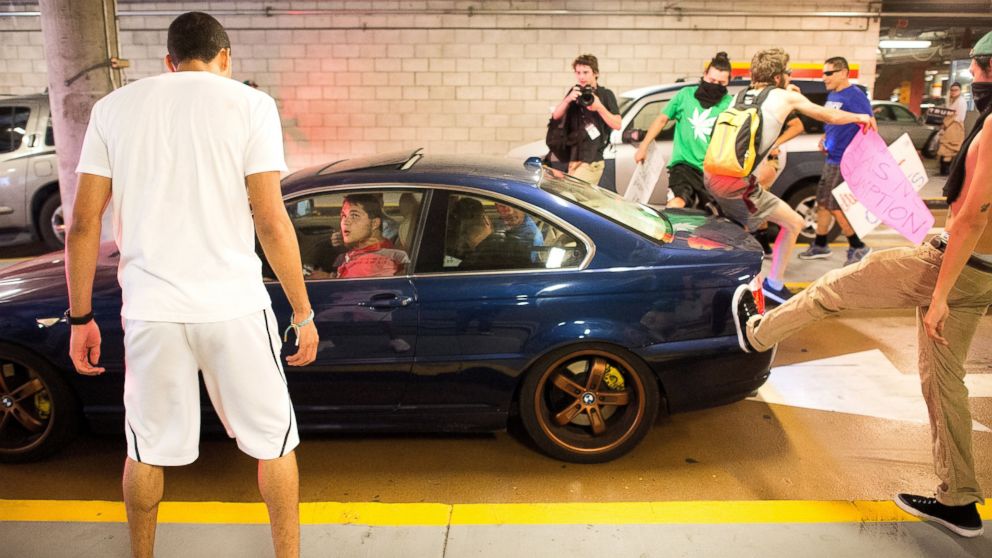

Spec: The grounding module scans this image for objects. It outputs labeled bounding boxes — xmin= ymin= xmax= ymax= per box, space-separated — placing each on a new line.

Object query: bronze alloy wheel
xmin=0 ymin=346 xmax=77 ymax=463
xmin=520 ymin=344 xmax=660 ymax=463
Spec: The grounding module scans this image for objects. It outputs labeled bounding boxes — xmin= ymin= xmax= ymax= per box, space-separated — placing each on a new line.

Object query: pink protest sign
xmin=839 ymin=129 xmax=934 ymax=244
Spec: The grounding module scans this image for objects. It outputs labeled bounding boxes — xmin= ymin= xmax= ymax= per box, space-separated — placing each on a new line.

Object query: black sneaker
xmin=732 ymin=284 xmax=759 ymax=353
xmin=761 ymin=279 xmax=794 ymax=304
xmin=895 ymin=493 xmax=984 ymax=538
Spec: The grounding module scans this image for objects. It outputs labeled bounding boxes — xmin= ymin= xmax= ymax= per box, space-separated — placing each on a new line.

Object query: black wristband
xmin=64 ymin=309 xmax=94 ymax=325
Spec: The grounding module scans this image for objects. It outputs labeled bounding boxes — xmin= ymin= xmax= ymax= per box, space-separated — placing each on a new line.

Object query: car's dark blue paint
xmin=0 ymin=153 xmax=773 ymax=449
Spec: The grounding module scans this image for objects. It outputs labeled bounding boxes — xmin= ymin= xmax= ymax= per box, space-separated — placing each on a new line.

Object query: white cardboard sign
xmin=832 ymin=133 xmax=930 ymax=239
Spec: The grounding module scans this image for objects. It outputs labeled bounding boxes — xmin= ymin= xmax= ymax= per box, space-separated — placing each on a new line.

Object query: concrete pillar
xmin=38 ymin=0 xmax=121 ymax=233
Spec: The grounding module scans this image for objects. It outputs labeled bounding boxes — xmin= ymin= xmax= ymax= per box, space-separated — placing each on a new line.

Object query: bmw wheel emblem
xmin=581 ymin=392 xmax=596 ymax=405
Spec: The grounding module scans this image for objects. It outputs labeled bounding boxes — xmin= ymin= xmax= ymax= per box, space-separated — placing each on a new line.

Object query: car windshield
xmin=538 ymin=169 xmax=673 ymax=243
xmin=617 ymin=96 xmax=636 ymax=116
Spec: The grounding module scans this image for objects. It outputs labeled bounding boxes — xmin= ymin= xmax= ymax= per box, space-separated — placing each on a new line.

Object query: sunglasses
xmin=823 ymin=69 xmax=845 ymax=77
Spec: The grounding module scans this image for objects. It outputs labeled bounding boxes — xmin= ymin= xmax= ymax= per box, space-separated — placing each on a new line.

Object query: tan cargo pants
xmin=748 ymin=243 xmax=992 ymax=506
xmin=569 ymin=160 xmax=605 ymax=186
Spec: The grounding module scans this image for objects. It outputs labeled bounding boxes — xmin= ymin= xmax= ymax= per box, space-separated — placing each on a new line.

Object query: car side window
xmin=891 ymin=105 xmax=918 ymax=122
xmin=0 ymin=106 xmax=30 ymax=154
xmin=627 ymin=101 xmax=673 ymax=141
xmin=261 ymin=189 xmax=424 ymax=282
xmin=441 ymin=194 xmax=586 ymax=273
xmin=873 ymin=105 xmax=894 ymax=121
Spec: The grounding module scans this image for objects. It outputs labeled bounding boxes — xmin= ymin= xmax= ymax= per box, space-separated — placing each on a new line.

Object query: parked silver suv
xmin=0 ymin=94 xmax=63 ymax=250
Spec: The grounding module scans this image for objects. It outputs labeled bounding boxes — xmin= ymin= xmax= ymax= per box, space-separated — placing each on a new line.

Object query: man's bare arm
xmin=552 ymin=88 xmax=581 ymax=121
xmin=633 ymin=114 xmax=671 ymax=163
xmin=593 ymin=98 xmax=622 ymax=130
xmin=246 ymin=171 xmax=318 ymax=366
xmin=772 ymin=116 xmax=805 ymax=151
xmin=925 ymin=116 xmax=992 ymax=344
xmin=65 ymin=173 xmax=112 ymax=375
xmin=787 ymin=90 xmax=876 ymax=130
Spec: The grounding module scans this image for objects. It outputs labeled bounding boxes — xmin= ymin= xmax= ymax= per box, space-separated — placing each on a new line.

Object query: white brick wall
xmin=1 ymin=0 xmax=880 ymax=171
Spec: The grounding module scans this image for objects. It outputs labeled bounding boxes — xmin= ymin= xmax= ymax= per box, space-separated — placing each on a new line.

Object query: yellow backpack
xmin=703 ymin=86 xmax=777 ymax=177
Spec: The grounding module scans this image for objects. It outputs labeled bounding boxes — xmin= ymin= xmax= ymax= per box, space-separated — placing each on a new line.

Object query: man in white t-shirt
xmin=65 ymin=12 xmax=316 ymax=557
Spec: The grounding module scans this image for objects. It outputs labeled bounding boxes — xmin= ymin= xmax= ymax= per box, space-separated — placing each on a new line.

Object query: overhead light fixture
xmin=879 ymin=39 xmax=932 ymax=49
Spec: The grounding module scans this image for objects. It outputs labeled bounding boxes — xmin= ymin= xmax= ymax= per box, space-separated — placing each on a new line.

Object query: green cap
xmin=971 ymin=30 xmax=992 ymax=57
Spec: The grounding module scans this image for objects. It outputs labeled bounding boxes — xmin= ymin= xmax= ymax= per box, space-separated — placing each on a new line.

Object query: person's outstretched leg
xmin=123 ymin=458 xmax=164 ymax=558
xmin=742 ymin=245 xmax=940 ymax=352
xmin=259 ymin=451 xmax=300 ymax=558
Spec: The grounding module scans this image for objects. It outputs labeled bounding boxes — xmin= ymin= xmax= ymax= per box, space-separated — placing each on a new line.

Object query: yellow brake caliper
xmin=602 ymin=364 xmax=625 ymax=391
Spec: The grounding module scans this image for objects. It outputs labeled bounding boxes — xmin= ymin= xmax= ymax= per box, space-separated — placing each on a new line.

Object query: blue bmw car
xmin=0 ymin=150 xmax=771 ymax=464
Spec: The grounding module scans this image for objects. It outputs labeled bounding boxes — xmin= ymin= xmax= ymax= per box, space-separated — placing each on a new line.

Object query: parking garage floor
xmin=2 ymin=164 xmax=990 ymax=557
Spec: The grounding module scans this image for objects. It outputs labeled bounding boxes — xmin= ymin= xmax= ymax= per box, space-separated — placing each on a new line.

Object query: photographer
xmin=550 ymin=54 xmax=621 ymax=186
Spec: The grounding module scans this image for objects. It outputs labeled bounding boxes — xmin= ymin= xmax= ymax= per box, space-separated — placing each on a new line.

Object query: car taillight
xmin=749 ymin=277 xmax=765 ymax=314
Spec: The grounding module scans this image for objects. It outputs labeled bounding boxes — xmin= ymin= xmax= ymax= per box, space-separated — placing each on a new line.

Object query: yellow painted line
xmin=0 ymin=499 xmax=988 ymax=526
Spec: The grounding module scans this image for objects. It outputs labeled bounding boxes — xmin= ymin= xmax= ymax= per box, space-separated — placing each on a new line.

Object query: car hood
xmin=662 ymin=209 xmax=762 ymax=253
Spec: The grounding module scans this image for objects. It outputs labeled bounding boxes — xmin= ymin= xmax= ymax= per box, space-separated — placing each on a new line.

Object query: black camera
xmin=577 ymin=85 xmax=595 ymax=107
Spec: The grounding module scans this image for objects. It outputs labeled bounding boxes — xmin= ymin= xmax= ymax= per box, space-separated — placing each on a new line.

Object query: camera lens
xmin=578 ymin=85 xmax=594 ymax=107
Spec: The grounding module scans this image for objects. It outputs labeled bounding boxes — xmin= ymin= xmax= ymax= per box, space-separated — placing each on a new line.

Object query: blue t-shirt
xmin=823 ymin=85 xmax=873 ymax=164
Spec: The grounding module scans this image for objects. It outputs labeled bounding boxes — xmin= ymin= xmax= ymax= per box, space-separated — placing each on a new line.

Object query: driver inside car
xmin=308 ymin=194 xmax=409 ymax=279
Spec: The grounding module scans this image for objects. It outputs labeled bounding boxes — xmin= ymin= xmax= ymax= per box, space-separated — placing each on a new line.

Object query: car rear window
xmin=0 ymin=106 xmax=30 ymax=154
xmin=538 ymin=170 xmax=673 ymax=243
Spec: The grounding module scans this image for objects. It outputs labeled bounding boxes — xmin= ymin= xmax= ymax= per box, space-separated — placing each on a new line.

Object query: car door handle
xmin=359 ymin=295 xmax=413 ymax=309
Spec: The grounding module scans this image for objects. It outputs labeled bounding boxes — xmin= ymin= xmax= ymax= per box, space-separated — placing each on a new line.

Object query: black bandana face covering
xmin=695 ymin=79 xmax=728 ymax=108
xmin=972 ymin=81 xmax=992 ymax=113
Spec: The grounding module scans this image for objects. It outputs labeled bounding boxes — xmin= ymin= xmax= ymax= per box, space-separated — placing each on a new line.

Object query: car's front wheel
xmin=786 ymin=181 xmax=840 ymax=244
xmin=519 ymin=343 xmax=660 ymax=463
xmin=0 ymin=345 xmax=79 ymax=463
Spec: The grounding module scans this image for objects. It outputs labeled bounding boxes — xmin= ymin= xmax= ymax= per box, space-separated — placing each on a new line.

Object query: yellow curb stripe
xmin=1 ymin=499 xmax=988 ymax=526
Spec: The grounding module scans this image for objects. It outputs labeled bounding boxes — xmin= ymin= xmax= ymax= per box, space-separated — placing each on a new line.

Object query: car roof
xmin=618 ymin=79 xmax=750 ymax=99
xmin=618 ymin=78 xmax=837 ymax=101
xmin=281 ymin=149 xmax=543 ymax=197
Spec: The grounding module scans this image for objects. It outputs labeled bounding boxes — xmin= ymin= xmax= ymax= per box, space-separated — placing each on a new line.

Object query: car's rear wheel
xmin=0 ymin=345 xmax=78 ymax=463
xmin=519 ymin=343 xmax=659 ymax=463
xmin=785 ymin=181 xmax=840 ymax=244
xmin=38 ymin=192 xmax=65 ymax=250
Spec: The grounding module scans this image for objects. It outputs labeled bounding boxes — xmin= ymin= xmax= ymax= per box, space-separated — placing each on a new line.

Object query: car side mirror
xmin=622 ymin=128 xmax=646 ymax=144
xmin=524 ymin=156 xmax=544 ymax=170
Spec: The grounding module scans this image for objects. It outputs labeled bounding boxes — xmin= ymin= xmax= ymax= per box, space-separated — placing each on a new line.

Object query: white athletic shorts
xmin=122 ymin=308 xmax=299 ymax=465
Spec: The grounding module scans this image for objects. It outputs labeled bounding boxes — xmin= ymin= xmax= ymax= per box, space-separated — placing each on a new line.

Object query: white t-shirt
xmin=76 ymin=71 xmax=287 ymax=323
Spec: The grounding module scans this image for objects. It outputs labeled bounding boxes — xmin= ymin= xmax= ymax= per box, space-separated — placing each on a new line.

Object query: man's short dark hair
xmin=824 ymin=56 xmax=849 ymax=71
xmin=343 ymin=194 xmax=384 ymax=224
xmin=572 ymin=54 xmax=599 ymax=75
xmin=950 ymin=81 xmax=962 ymax=89
xmin=975 ymin=56 xmax=992 ymax=74
xmin=167 ymin=12 xmax=231 ymax=64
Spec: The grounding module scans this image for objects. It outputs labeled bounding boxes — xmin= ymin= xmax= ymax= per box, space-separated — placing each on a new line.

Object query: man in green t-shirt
xmin=634 ymin=52 xmax=732 ymax=211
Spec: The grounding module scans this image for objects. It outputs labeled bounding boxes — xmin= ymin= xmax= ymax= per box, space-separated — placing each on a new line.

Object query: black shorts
xmin=668 ymin=164 xmax=715 ymax=211
xmin=816 ymin=163 xmax=844 ymax=212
